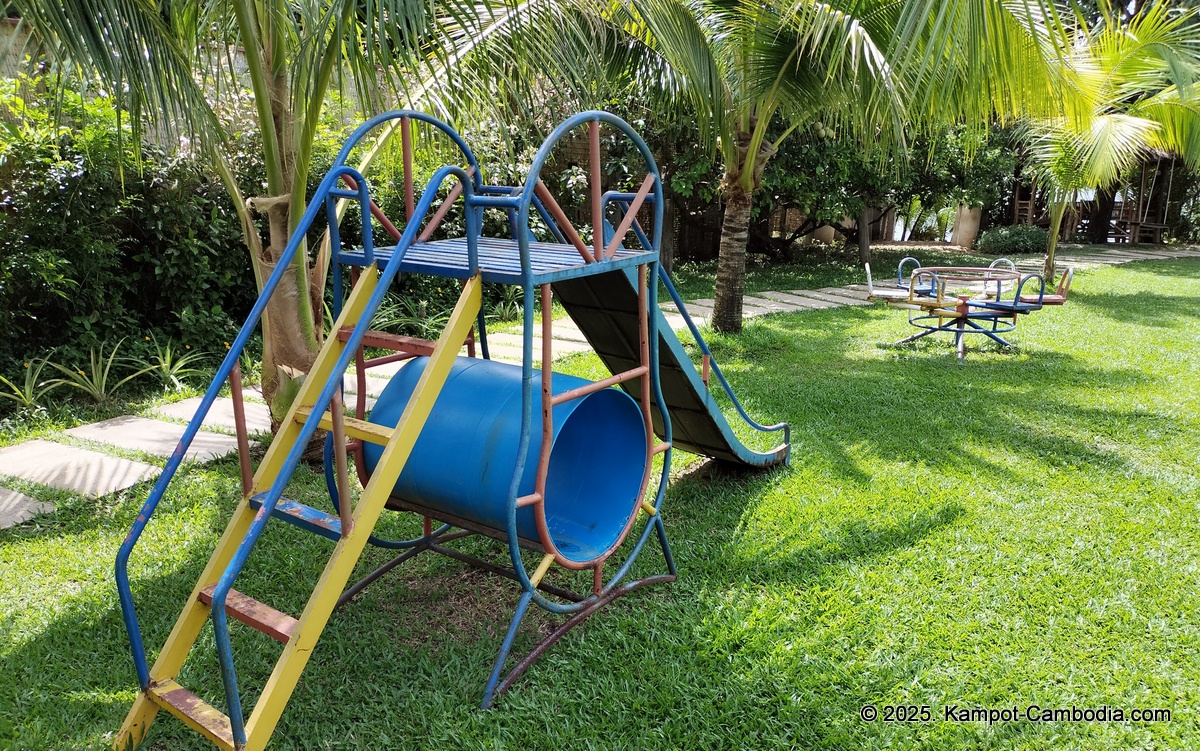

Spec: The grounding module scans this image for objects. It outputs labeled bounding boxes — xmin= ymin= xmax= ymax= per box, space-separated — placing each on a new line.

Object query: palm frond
xmin=7 ymin=0 xmax=220 ymax=143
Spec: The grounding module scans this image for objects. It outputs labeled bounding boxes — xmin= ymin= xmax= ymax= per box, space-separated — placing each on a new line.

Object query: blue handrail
xmin=603 ymin=194 xmax=790 ymax=457
xmin=656 ymin=267 xmax=791 ymax=453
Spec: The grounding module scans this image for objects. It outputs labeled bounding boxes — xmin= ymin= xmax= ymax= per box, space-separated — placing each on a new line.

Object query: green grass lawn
xmin=3 ymin=258 xmax=1199 ymax=750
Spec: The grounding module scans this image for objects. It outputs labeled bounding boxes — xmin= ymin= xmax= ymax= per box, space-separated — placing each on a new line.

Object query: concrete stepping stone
xmin=485 ymin=343 xmax=526 ymax=362
xmin=487 ymin=333 xmax=594 ymax=356
xmin=0 ymin=440 xmax=159 ymax=497
xmin=827 ymin=287 xmax=872 ymax=300
xmin=66 ymin=416 xmax=240 ymax=462
xmin=662 ymin=313 xmax=689 ymax=330
xmin=343 ymin=373 xmax=393 ymax=398
xmin=660 ymin=301 xmax=714 ymax=320
xmin=790 ymin=289 xmax=872 ymax=306
xmin=549 ymin=323 xmax=590 ymax=344
xmin=157 ymin=396 xmax=273 ymax=434
xmin=742 ymin=295 xmax=807 ymax=313
xmin=755 ymin=291 xmax=840 ymax=309
xmin=689 ymin=298 xmax=780 ymax=317
xmin=0 ymin=487 xmax=54 ymax=529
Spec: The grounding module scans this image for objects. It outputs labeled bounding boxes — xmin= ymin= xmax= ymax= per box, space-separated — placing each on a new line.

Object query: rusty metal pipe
xmin=550 ymin=366 xmax=648 ymax=406
xmin=604 ymin=173 xmax=655 ymax=257
xmin=228 ymin=362 xmax=253 ymax=496
xmin=534 ymin=182 xmax=594 ymax=262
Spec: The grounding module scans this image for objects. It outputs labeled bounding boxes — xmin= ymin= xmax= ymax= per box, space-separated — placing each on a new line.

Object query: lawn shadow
xmin=1071 ymin=290 xmax=1200 ymax=328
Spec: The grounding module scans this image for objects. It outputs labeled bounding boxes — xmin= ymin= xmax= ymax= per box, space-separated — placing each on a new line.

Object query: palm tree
xmin=1021 ymin=1 xmax=1200 ymax=279
xmin=5 ymin=0 xmax=534 ymax=418
xmin=599 ymin=0 xmax=1067 ymax=332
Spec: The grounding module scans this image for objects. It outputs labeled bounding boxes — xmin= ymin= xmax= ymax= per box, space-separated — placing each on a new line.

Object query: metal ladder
xmin=114 ymin=161 xmax=482 ymax=751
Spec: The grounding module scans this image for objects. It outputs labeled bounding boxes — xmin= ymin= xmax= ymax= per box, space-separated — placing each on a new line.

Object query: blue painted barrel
xmin=361 ymin=356 xmax=648 ymax=565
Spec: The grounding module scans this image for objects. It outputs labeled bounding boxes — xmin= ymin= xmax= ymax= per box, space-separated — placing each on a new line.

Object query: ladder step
xmin=147 ymin=679 xmax=235 ymax=750
xmin=250 ymin=494 xmax=343 ymax=541
xmin=198 ymin=585 xmax=298 ymax=644
xmin=336 ymin=326 xmax=439 ymax=356
xmin=295 ymin=405 xmax=394 ymax=445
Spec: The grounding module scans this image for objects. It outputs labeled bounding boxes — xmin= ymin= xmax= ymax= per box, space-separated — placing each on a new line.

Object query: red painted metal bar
xmin=589 ymin=119 xmax=603 ymax=259
xmin=330 ymin=390 xmax=352 ymax=536
xmin=604 ymin=174 xmax=656 ymax=257
xmin=638 ymin=264 xmax=654 ymax=444
xmin=339 ymin=174 xmax=402 ymax=241
xmin=592 ymin=564 xmax=603 ymax=596
xmin=533 ymin=182 xmax=594 ymax=262
xmin=228 ymin=362 xmax=253 ymax=496
xmin=364 ymin=352 xmax=418 ymax=369
xmin=701 ymin=354 xmax=710 ymax=387
xmin=629 ymin=264 xmax=657 ymax=536
xmin=516 ymin=492 xmax=541 ymax=508
xmin=652 ymin=441 xmax=670 ymax=455
xmin=532 ymin=283 xmax=560 ymax=564
xmin=549 ymin=366 xmax=648 ymax=406
xmin=401 ymin=116 xmax=414 ymax=221
xmin=418 ymin=167 xmax=474 ymax=243
xmin=337 ymin=327 xmax=438 ymax=357
xmin=351 ymin=345 xmax=371 ymax=488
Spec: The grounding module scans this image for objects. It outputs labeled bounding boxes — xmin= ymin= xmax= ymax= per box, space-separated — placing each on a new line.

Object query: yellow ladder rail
xmin=115 ymin=272 xmax=482 ymax=751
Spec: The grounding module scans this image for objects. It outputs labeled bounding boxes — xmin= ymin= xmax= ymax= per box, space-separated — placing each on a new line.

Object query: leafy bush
xmin=976 ymin=224 xmax=1049 ymax=255
xmin=0 ymin=75 xmax=254 ymax=374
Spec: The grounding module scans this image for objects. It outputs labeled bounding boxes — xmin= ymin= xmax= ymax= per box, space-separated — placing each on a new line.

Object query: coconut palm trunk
xmin=712 ymin=184 xmax=753 ymax=331
xmin=1043 ymin=196 xmax=1068 ymax=281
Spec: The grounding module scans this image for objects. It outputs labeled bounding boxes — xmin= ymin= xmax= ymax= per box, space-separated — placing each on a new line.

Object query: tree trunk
xmin=857 ymin=207 xmax=872 ymax=265
xmin=1088 ymin=186 xmax=1116 ymax=244
xmin=249 ymin=194 xmax=322 ymax=428
xmin=712 ymin=186 xmax=752 ymax=333
xmin=1043 ymin=198 xmax=1068 ymax=281
xmin=661 ymin=194 xmax=678 ymax=277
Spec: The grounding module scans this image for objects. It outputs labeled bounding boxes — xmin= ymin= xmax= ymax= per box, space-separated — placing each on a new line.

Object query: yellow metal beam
xmin=295 ymin=406 xmax=394 ymax=445
xmin=529 ymin=553 xmax=556 ymax=588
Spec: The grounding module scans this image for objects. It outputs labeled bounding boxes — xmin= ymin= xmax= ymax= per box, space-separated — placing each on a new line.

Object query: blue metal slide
xmin=554 ymin=267 xmax=789 ymax=467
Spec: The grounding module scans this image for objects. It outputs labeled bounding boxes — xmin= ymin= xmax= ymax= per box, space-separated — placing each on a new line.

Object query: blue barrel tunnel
xmin=361 ymin=357 xmax=649 ymax=566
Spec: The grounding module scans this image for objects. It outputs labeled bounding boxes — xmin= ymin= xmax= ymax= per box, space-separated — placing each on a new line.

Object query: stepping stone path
xmin=157 ymin=394 xmax=273 ymax=434
xmin=66 ymin=416 xmax=241 ymax=462
xmin=0 ymin=487 xmax=54 ymax=528
xmin=0 ymin=440 xmax=159 ymax=500
xmin=2 ymin=245 xmax=1196 ymax=529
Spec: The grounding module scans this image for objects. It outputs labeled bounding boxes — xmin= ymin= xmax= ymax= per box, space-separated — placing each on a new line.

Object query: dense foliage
xmin=0 ymin=77 xmax=253 ymax=372
xmin=975 ymin=224 xmax=1050 ymax=255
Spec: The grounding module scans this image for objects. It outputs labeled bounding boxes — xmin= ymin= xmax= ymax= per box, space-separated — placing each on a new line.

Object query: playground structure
xmin=112 ymin=111 xmax=789 ymax=751
xmin=866 ymin=257 xmax=1054 ymax=362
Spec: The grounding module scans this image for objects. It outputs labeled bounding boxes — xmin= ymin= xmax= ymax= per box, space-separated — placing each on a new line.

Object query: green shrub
xmin=975 ymin=224 xmax=1049 ymax=255
xmin=0 ymin=75 xmax=254 ymax=373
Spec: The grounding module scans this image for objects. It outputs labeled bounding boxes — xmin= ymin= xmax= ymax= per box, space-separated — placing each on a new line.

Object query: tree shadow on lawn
xmin=1070 ymin=290 xmax=1200 ymax=328
xmin=704 ymin=310 xmax=1149 ymax=485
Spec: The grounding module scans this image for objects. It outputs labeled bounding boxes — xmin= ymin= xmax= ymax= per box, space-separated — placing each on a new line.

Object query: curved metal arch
xmin=498 ymin=111 xmax=669 ymax=617
xmin=332 ymin=109 xmax=484 ymax=193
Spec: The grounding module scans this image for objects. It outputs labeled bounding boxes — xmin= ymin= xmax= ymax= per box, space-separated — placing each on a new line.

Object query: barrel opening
xmin=543 ymin=388 xmax=648 ymax=564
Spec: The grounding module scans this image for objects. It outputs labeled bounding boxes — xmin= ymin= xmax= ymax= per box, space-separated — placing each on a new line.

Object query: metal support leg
xmin=482 ymin=590 xmax=534 ymax=709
